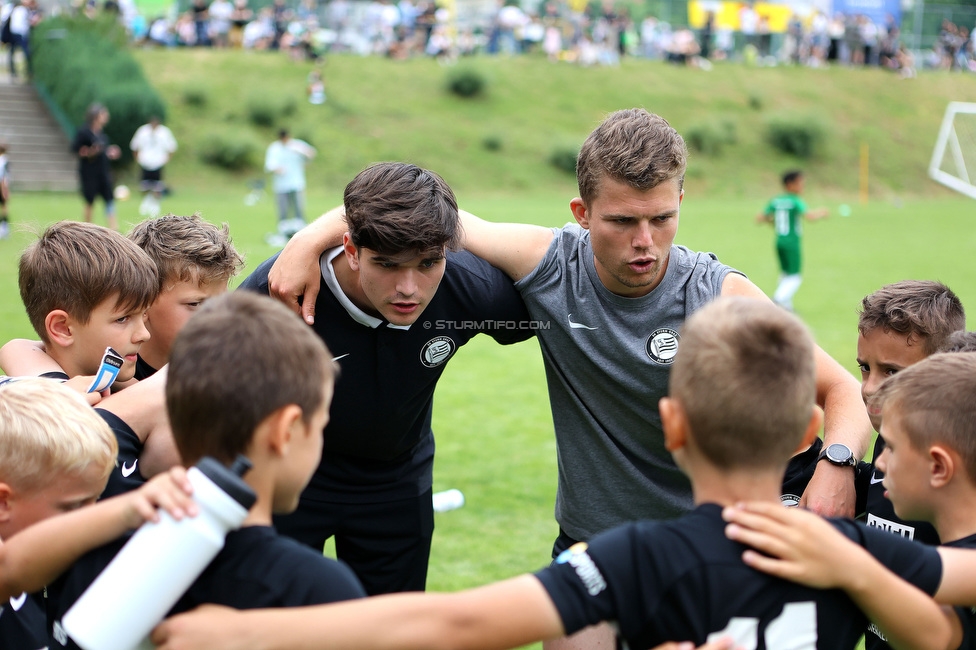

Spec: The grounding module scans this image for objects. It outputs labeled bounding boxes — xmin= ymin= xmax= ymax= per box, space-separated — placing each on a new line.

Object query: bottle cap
xmin=195 ymin=456 xmax=257 ymax=510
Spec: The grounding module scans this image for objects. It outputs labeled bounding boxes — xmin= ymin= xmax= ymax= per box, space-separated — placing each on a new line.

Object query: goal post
xmin=929 ymin=102 xmax=976 ymax=200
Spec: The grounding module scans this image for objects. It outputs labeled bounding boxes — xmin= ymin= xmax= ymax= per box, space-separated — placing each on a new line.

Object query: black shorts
xmin=551 ymin=528 xmax=582 ymax=563
xmin=273 ymin=489 xmax=435 ymax=596
xmin=139 ymin=167 xmax=164 ymax=193
xmin=81 ymin=173 xmax=113 ymax=205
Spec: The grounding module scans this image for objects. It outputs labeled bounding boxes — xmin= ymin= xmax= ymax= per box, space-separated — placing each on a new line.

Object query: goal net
xmin=929 ymin=102 xmax=976 ymax=200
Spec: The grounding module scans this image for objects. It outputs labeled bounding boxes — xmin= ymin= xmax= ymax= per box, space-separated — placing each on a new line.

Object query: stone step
xmin=0 ymin=81 xmax=80 ymax=192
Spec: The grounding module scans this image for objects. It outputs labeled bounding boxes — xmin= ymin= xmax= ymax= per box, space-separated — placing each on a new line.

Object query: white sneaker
xmin=0 ymin=222 xmax=8 ymax=240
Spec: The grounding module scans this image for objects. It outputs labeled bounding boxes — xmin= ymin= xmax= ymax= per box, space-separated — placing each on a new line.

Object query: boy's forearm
xmin=154 ymin=575 xmax=564 ymax=650
xmin=843 ymin=550 xmax=956 ymax=650
xmin=0 ymin=497 xmax=135 ymax=600
xmin=0 ymin=339 xmax=61 ymax=376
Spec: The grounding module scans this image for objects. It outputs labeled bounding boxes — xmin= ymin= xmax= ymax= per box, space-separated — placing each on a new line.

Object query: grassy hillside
xmin=134 ymin=48 xmax=976 ymax=200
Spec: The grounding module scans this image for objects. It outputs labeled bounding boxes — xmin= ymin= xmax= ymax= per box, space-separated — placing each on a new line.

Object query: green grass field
xmin=5 ymin=51 xmax=976 ymax=649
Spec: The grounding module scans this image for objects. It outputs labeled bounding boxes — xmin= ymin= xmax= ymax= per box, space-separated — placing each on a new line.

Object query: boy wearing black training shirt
xmin=48 ymin=293 xmax=366 ymax=650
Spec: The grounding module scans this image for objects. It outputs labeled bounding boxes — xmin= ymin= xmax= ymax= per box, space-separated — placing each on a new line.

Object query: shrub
xmin=183 ymin=85 xmax=210 ymax=108
xmin=549 ymin=145 xmax=578 ymax=175
xmin=247 ymin=95 xmax=280 ymax=127
xmin=765 ymin=114 xmax=827 ymax=158
xmin=280 ymin=96 xmax=298 ymax=117
xmin=482 ymin=134 xmax=503 ymax=151
xmin=199 ymin=131 xmax=261 ymax=170
xmin=446 ymin=67 xmax=487 ymax=98
xmin=246 ymin=94 xmax=298 ymax=127
xmin=685 ymin=119 xmax=737 ymax=156
xmin=32 ymin=15 xmax=166 ymax=165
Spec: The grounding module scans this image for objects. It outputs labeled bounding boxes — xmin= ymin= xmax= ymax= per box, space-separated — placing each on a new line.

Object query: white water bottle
xmin=61 ymin=456 xmax=257 ymax=650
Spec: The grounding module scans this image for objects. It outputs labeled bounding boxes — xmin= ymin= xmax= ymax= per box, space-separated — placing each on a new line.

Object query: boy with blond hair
xmin=49 ymin=292 xmax=366 ymax=650
xmin=0 ymin=379 xmax=196 ymax=649
xmin=0 ymin=378 xmax=118 ymax=649
xmin=150 ymin=297 xmax=961 ymax=650
xmin=127 ymin=213 xmax=244 ymax=379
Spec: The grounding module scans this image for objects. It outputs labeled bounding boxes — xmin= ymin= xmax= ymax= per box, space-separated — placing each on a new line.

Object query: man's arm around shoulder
xmin=459 ymin=210 xmax=553 ymax=282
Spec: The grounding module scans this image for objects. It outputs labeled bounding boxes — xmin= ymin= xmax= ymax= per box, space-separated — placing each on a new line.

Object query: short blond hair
xmin=128 ymin=214 xmax=244 ymax=287
xmin=0 ymin=380 xmax=118 ymax=492
xmin=670 ymin=297 xmax=816 ymax=471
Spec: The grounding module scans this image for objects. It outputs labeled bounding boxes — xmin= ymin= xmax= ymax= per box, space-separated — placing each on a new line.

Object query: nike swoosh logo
xmin=332 ymin=354 xmax=350 ymax=362
xmin=567 ymin=314 xmax=598 ymax=330
xmin=9 ymin=593 xmax=26 ymax=611
xmin=121 ymin=459 xmax=138 ymax=478
xmin=870 ymin=472 xmax=884 ymax=485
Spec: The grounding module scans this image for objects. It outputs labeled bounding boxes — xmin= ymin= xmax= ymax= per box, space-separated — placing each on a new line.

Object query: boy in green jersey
xmin=756 ymin=170 xmax=828 ymax=311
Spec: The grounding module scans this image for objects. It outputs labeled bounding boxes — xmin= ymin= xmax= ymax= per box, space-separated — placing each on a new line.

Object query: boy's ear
xmin=795 ymin=405 xmax=824 ymax=455
xmin=660 ymin=396 xmax=688 ymax=452
xmin=928 ymin=445 xmax=954 ymax=488
xmin=265 ymin=404 xmax=304 ymax=457
xmin=0 ymin=482 xmax=13 ymax=523
xmin=342 ymin=233 xmax=360 ymax=272
xmin=45 ymin=310 xmax=74 ymax=347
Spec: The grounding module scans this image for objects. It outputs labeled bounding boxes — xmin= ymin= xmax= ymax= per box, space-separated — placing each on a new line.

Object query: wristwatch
xmin=817 ymin=443 xmax=857 ymax=468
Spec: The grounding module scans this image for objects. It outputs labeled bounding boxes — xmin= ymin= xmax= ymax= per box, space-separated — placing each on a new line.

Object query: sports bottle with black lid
xmin=61 ymin=455 xmax=257 ymax=650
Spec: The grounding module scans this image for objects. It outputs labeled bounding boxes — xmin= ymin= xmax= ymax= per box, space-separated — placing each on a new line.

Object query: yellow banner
xmin=688 ymin=1 xmax=800 ymax=32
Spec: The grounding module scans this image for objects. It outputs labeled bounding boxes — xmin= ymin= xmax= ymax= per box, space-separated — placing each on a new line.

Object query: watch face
xmin=826 ymin=444 xmax=852 ymax=463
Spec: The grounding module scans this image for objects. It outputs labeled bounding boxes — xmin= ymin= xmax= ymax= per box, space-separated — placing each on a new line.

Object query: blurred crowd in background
xmin=3 ymin=0 xmax=975 ymax=73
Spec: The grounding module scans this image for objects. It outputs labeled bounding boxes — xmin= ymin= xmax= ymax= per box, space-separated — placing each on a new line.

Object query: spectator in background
xmin=699 ymin=10 xmax=713 ymax=59
xmin=639 ymin=14 xmax=660 ymax=58
xmin=129 ymin=115 xmax=178 ymax=218
xmin=264 ymin=128 xmax=315 ymax=245
xmin=543 ymin=14 xmax=562 ymax=61
xmin=307 ymin=66 xmax=326 ymax=104
xmin=878 ymin=24 xmax=900 ymax=69
xmin=859 ymin=14 xmax=878 ymax=65
xmin=0 ymin=142 xmax=9 ymax=239
xmin=827 ymin=13 xmax=844 ymax=62
xmin=147 ymin=14 xmax=175 ymax=45
xmin=844 ymin=14 xmax=861 ymax=64
xmin=228 ymin=0 xmax=251 ymax=47
xmin=208 ymin=0 xmax=232 ymax=46
xmin=191 ymin=0 xmax=209 ymax=45
xmin=738 ymin=1 xmax=757 ymax=51
xmin=71 ymin=103 xmax=121 ymax=231
xmin=243 ymin=6 xmax=274 ymax=48
xmin=6 ymin=0 xmax=38 ymax=80
xmin=757 ymin=14 xmax=771 ymax=59
xmin=271 ymin=0 xmax=288 ymax=49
